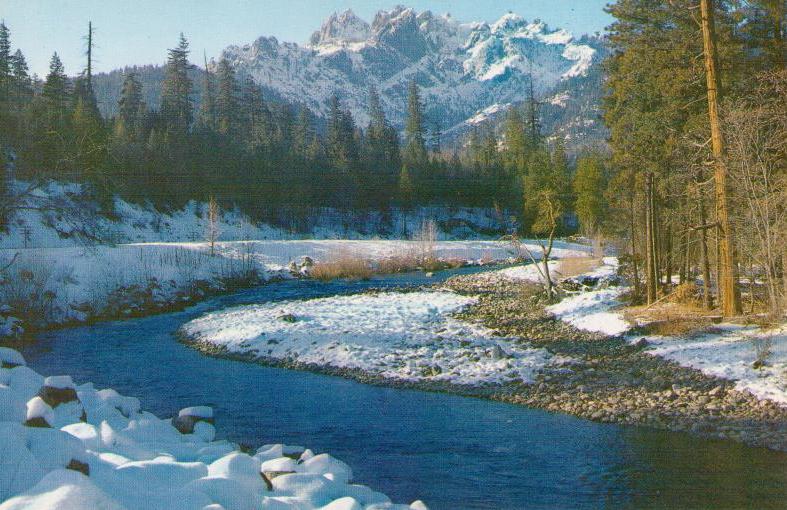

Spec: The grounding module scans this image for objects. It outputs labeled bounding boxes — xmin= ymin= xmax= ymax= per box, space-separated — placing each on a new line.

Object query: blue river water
xmin=21 ymin=268 xmax=787 ymax=509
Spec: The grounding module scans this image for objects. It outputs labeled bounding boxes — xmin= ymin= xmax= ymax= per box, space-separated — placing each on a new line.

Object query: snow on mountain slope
xmin=221 ymin=7 xmax=601 ymax=131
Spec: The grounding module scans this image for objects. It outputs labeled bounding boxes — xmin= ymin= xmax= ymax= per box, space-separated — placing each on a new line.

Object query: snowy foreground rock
xmin=0 ymin=349 xmax=427 ymax=510
xmin=181 ymin=291 xmax=557 ymax=385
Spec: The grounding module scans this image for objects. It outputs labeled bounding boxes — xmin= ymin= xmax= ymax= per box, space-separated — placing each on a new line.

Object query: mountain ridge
xmin=94 ymin=6 xmax=607 ymax=151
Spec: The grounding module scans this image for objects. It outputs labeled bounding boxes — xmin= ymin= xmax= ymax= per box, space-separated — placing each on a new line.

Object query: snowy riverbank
xmin=495 ymin=257 xmax=787 ymax=408
xmin=0 ymin=347 xmax=426 ymax=510
xmin=180 ymin=290 xmax=559 ymax=386
xmin=0 ymin=239 xmax=588 ymax=339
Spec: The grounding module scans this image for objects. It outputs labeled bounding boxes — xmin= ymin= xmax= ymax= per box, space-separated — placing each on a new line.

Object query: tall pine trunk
xmin=700 ymin=0 xmax=741 ymax=316
xmin=699 ymin=188 xmax=713 ymax=310
xmin=645 ymin=172 xmax=659 ymax=303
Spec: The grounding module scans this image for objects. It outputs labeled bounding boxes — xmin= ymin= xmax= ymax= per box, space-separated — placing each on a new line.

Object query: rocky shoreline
xmin=180 ymin=270 xmax=787 ymax=453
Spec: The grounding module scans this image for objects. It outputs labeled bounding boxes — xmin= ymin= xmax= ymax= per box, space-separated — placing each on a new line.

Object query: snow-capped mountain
xmin=93 ymin=7 xmax=606 ymax=150
xmin=220 ymin=7 xmax=604 ymax=142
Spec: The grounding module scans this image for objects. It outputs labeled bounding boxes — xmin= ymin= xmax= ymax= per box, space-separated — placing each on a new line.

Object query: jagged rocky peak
xmin=309 ymin=9 xmax=371 ymax=47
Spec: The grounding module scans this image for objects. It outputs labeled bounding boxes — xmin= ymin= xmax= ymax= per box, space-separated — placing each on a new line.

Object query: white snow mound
xmin=0 ymin=349 xmax=426 ymax=509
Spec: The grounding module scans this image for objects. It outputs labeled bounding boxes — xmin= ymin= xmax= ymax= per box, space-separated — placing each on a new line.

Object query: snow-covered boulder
xmin=172 ymin=405 xmax=214 ymax=434
xmin=0 ymin=349 xmax=428 ymax=509
xmin=0 ymin=347 xmax=25 ymax=368
xmin=300 ymin=454 xmax=353 ymax=484
xmin=0 ymin=469 xmax=124 ymax=510
xmin=24 ymin=397 xmax=54 ymax=428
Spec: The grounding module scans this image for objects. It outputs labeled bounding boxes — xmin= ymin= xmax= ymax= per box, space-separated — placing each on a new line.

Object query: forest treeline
xmin=0 ymin=25 xmax=574 ymax=234
xmin=601 ymin=0 xmax=785 ymax=316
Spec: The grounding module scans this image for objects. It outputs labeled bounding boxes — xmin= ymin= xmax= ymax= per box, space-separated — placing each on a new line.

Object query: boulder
xmin=172 ymin=406 xmax=214 ymax=435
xmin=38 ymin=376 xmax=78 ymax=408
xmin=24 ymin=397 xmax=54 ymax=428
xmin=66 ymin=459 xmax=90 ymax=476
xmin=0 ymin=347 xmax=26 ymax=368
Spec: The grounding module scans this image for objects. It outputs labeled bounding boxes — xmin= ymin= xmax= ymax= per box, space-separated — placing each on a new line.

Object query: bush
xmin=310 ymin=254 xmax=374 ymax=281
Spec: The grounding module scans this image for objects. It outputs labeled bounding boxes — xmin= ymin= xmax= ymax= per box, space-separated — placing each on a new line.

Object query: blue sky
xmin=2 ymin=1 xmax=613 ymax=77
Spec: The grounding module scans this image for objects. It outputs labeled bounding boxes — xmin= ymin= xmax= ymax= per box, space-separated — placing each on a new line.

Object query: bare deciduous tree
xmin=205 ymin=196 xmax=221 ymax=256
xmin=725 ymin=70 xmax=787 ymax=316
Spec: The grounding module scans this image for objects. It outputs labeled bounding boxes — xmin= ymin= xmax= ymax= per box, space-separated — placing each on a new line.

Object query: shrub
xmin=752 ymin=335 xmax=774 ymax=368
xmin=310 ymin=253 xmax=374 ymax=281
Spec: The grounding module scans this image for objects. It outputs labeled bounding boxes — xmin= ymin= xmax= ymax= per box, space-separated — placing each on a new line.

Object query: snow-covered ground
xmin=643 ymin=326 xmax=787 ymax=406
xmin=181 ymin=291 xmax=559 ymax=385
xmin=0 ymin=239 xmax=587 ymax=334
xmin=0 ymin=181 xmax=509 ymax=250
xmin=490 ymin=257 xmax=787 ymax=407
xmin=545 ymin=258 xmax=630 ymax=336
xmin=0 ymin=348 xmax=425 ymax=509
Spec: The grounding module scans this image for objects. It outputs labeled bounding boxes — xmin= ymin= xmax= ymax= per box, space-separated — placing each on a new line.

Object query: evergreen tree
xmin=398 ymin=164 xmax=414 ymax=210
xmin=240 ymin=75 xmax=267 ymax=147
xmin=117 ymin=72 xmax=145 ymax=140
xmin=42 ymin=53 xmax=68 ymax=108
xmin=573 ymin=152 xmax=608 ymax=236
xmin=160 ymin=33 xmax=193 ymax=134
xmin=0 ymin=21 xmax=10 ymax=102
xmin=403 ymin=80 xmax=427 ymax=167
xmin=198 ymin=55 xmax=216 ymax=132
xmin=215 ymin=58 xmax=238 ymax=135
xmin=10 ymin=50 xmax=32 ymax=109
xmin=503 ymin=106 xmax=527 ymax=174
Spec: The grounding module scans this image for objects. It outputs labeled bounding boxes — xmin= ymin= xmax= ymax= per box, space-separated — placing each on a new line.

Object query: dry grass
xmin=310 ymin=253 xmax=374 ymax=281
xmin=624 ymin=301 xmax=715 ymax=337
xmin=555 ymin=256 xmax=599 ymax=279
xmin=377 ymin=253 xmax=420 ymax=274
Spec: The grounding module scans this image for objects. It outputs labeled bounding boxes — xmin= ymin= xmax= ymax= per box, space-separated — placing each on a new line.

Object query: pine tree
xmin=403 ymin=80 xmax=427 ymax=167
xmin=198 ymin=54 xmax=216 ymax=132
xmin=117 ymin=72 xmax=145 ymax=140
xmin=573 ymin=152 xmax=607 ymax=236
xmin=398 ymin=164 xmax=414 ymax=210
xmin=240 ymin=76 xmax=267 ymax=147
xmin=215 ymin=58 xmax=238 ymax=135
xmin=42 ymin=53 xmax=69 ymax=113
xmin=160 ymin=33 xmax=193 ymax=135
xmin=0 ymin=21 xmax=10 ymax=103
xmin=10 ymin=50 xmax=32 ymax=109
xmin=503 ymin=106 xmax=527 ymax=174
xmin=292 ymin=107 xmax=314 ymax=158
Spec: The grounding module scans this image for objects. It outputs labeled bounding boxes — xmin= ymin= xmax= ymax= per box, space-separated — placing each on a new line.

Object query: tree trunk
xmin=645 ymin=172 xmax=659 ymax=303
xmin=665 ymin=223 xmax=673 ymax=286
xmin=629 ymin=187 xmax=641 ymax=298
xmin=783 ymin=249 xmax=787 ymax=313
xmin=699 ymin=191 xmax=713 ymax=310
xmin=700 ymin=0 xmax=741 ymax=316
xmin=542 ymin=228 xmax=556 ymax=299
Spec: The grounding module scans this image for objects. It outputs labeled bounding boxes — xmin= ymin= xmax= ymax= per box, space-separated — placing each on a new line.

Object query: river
xmin=21 ymin=268 xmax=787 ymax=509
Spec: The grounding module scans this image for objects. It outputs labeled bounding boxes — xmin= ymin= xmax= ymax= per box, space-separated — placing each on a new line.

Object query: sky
xmin=2 ymin=0 xmax=613 ymax=77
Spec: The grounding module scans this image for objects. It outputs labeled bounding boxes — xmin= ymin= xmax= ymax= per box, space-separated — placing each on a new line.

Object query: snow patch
xmin=546 ymin=258 xmax=630 ymax=336
xmin=641 ymin=326 xmax=787 ymax=406
xmin=182 ymin=290 xmax=557 ymax=385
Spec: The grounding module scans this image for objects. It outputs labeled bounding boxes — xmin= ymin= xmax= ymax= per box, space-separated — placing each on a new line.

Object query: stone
xmin=172 ymin=407 xmax=215 ymax=435
xmin=279 ymin=314 xmax=297 ymax=323
xmin=67 ymin=459 xmax=90 ymax=476
xmin=24 ymin=416 xmax=52 ymax=428
xmin=38 ymin=386 xmax=79 ymax=408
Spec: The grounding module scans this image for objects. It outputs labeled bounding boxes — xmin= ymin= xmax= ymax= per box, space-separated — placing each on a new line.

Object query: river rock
xmin=172 ymin=406 xmax=214 ymax=434
xmin=38 ymin=376 xmax=79 ymax=408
